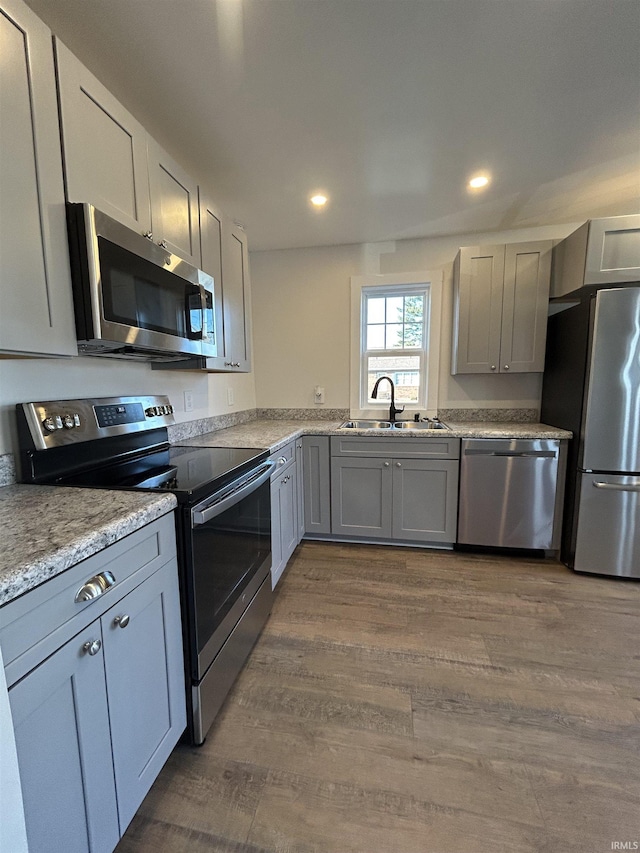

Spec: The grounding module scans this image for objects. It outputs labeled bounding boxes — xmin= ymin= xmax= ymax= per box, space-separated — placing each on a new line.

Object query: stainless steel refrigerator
xmin=541 ymin=285 xmax=640 ymax=578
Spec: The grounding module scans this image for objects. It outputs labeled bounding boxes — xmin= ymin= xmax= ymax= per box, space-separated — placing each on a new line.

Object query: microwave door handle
xmin=200 ymin=285 xmax=209 ymax=344
xmin=185 ymin=289 xmax=203 ymax=340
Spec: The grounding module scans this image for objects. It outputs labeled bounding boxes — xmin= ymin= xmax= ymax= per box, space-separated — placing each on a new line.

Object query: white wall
xmin=0 ymin=357 xmax=255 ymax=455
xmin=251 ymin=222 xmax=581 ymax=414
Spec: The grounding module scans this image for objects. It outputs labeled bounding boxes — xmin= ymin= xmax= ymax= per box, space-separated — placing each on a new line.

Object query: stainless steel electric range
xmin=16 ymin=395 xmax=274 ymax=744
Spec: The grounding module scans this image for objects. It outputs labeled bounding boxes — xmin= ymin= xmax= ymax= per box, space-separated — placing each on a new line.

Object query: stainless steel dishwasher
xmin=457 ymin=439 xmax=564 ymax=550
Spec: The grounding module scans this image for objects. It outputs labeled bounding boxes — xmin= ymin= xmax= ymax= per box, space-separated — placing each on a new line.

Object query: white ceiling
xmin=24 ymin=0 xmax=640 ymax=251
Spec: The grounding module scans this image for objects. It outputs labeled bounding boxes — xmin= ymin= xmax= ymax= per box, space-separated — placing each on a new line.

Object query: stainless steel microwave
xmin=66 ymin=203 xmax=216 ymax=362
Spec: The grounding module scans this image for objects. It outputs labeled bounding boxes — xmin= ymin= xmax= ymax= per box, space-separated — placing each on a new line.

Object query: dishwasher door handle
xmin=463 ymin=450 xmax=557 ymax=458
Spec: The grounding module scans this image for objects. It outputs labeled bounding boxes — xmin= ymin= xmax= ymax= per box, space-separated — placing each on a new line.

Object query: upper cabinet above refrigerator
xmin=551 ymin=215 xmax=640 ymax=298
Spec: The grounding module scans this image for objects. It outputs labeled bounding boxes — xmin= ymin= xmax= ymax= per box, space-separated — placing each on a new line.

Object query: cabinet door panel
xmin=55 ymin=39 xmax=151 ymax=234
xmin=148 ymin=138 xmax=200 ymax=265
xmin=452 ymin=246 xmax=503 ymax=374
xmin=222 ymin=221 xmax=252 ymax=371
xmin=331 ymin=457 xmax=392 ymax=538
xmin=9 ymin=624 xmax=120 ymax=853
xmin=392 ymin=459 xmax=459 ymax=543
xmin=501 ymin=242 xmax=551 ymax=372
xmin=295 ymin=440 xmax=305 ymax=542
xmin=303 ymin=436 xmax=331 ymax=534
xmin=272 ymin=468 xmax=297 ymax=589
xmin=199 ymin=192 xmax=226 ymax=364
xmin=102 ymin=561 xmax=186 ymax=833
xmin=0 ymin=3 xmax=76 ymax=356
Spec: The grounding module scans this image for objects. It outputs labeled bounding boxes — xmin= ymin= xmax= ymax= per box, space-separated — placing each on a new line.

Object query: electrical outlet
xmin=314 ymin=385 xmax=325 ymax=404
xmin=227 ymin=387 xmax=235 ymax=406
xmin=184 ymin=390 xmax=194 ymax=412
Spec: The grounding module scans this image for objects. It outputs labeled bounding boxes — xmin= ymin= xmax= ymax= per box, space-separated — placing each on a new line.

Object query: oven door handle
xmin=191 ymin=461 xmax=275 ymax=527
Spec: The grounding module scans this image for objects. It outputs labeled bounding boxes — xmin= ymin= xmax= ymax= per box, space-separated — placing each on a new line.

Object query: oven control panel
xmin=17 ymin=396 xmax=176 ymax=450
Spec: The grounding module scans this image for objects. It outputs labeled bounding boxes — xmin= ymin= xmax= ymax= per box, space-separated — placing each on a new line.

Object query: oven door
xmin=189 ymin=461 xmax=273 ymax=679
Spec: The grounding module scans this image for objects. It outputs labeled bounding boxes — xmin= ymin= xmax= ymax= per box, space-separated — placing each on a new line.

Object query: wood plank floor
xmin=116 ymin=542 xmax=640 ymax=853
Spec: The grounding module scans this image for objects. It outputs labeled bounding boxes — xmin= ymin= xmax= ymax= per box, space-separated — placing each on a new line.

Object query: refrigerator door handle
xmin=593 ymin=480 xmax=640 ymax=492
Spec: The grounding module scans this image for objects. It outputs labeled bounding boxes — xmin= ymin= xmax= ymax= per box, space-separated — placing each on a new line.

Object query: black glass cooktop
xmin=55 ymin=444 xmax=268 ymax=503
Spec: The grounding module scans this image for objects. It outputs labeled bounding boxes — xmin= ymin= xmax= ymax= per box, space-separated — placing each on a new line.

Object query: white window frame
xmin=350 ymin=271 xmax=442 ymax=420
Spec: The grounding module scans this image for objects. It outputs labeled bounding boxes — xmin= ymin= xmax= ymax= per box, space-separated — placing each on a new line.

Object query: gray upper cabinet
xmin=147 ymin=137 xmax=200 ymax=265
xmin=56 ymin=40 xmax=200 ymax=265
xmin=222 ymin=220 xmax=252 ymax=372
xmin=55 ymin=39 xmax=152 ymax=236
xmin=452 ymin=241 xmax=552 ymax=374
xmin=551 ymin=215 xmax=640 ymax=297
xmin=0 ymin=0 xmax=77 ymax=356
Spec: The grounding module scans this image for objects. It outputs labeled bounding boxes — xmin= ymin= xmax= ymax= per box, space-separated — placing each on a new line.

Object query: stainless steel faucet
xmin=371 ymin=376 xmax=404 ymax=422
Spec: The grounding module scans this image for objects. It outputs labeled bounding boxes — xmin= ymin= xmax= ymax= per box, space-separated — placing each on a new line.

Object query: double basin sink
xmin=340 ymin=420 xmax=450 ymax=431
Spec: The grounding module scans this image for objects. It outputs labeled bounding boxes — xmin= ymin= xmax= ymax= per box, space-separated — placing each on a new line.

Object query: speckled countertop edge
xmin=0 ymin=486 xmax=177 ymax=608
xmin=174 ymin=418 xmax=572 ymax=451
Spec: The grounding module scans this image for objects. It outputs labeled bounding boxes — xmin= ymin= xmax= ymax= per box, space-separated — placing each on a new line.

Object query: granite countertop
xmin=175 ymin=418 xmax=572 ymax=452
xmin=0 ymin=485 xmax=176 ymax=607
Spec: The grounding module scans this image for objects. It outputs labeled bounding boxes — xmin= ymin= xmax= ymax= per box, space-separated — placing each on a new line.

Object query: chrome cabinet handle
xmin=277 ymin=456 xmax=287 ymax=467
xmin=83 ymin=639 xmax=102 ymax=656
xmin=158 ymin=239 xmax=168 ymax=249
xmin=75 ymin=571 xmax=116 ymax=603
xmin=491 ymin=364 xmax=496 ymax=370
xmin=504 ymin=364 xmax=510 ymax=370
xmin=383 ymin=461 xmax=390 ymax=467
xmin=143 ymin=231 xmax=153 ymax=240
xmin=593 ymin=481 xmax=640 ymax=492
xmin=113 ymin=614 xmax=130 ymax=629
xmin=396 ymin=462 xmax=402 ymax=467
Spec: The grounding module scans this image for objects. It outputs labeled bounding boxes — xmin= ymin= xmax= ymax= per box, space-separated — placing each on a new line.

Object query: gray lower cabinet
xmin=391 ymin=458 xmax=459 ymax=543
xmin=330 ymin=437 xmax=460 ymax=545
xmin=295 ymin=440 xmax=305 ymax=541
xmin=3 ymin=516 xmax=186 ymax=853
xmin=302 ymin=436 xmax=331 ymax=535
xmin=270 ymin=442 xmax=298 ymax=589
xmin=10 ymin=622 xmax=120 ymax=853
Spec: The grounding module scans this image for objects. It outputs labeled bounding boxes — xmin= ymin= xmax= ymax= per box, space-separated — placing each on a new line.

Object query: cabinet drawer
xmin=331 ymin=435 xmax=460 ymax=460
xmin=270 ymin=440 xmax=296 ymax=477
xmin=0 ymin=514 xmax=176 ymax=686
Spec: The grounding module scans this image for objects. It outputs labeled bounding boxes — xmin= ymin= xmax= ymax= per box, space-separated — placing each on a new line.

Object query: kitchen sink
xmin=392 ymin=421 xmax=450 ymax=430
xmin=339 ymin=420 xmax=450 ymax=430
xmin=340 ymin=420 xmax=393 ymax=429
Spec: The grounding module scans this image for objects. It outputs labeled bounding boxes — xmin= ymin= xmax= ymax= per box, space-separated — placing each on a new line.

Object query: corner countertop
xmin=174 ymin=418 xmax=572 ymax=454
xmin=0 ymin=485 xmax=176 ymax=608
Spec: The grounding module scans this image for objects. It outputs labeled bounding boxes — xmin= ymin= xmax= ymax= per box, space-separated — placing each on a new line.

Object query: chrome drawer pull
xmin=75 ymin=571 xmax=116 ymax=603
xmin=113 ymin=614 xmax=130 ymax=629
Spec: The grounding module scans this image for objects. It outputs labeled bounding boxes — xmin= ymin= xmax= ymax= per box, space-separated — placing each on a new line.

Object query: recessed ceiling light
xmin=310 ymin=194 xmax=328 ymax=207
xmin=468 ymin=175 xmax=490 ymax=189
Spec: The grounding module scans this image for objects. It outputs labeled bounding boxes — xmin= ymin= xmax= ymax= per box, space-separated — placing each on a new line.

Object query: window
xmin=350 ymin=271 xmax=442 ymax=419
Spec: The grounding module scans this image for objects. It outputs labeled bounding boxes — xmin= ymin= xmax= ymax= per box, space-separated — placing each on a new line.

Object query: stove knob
xmin=63 ymin=414 xmax=75 ymax=429
xmin=145 ymin=407 xmax=156 ymax=418
xmin=54 ymin=415 xmax=63 ymax=430
xmin=168 ymin=405 xmax=174 ymax=414
xmin=43 ymin=417 xmax=57 ymax=432
xmin=73 ymin=414 xmax=81 ymax=427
